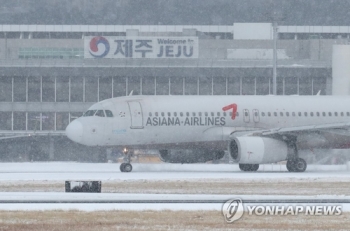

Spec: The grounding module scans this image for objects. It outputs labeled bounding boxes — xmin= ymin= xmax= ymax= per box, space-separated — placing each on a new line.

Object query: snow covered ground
xmin=0 ymin=192 xmax=349 ymax=211
xmin=0 ymin=162 xmax=348 ymax=181
xmin=0 ymin=162 xmax=348 ymax=211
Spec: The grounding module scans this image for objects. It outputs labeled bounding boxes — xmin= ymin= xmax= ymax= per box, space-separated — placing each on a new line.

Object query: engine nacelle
xmin=228 ymin=137 xmax=288 ymax=164
xmin=159 ymin=149 xmax=225 ymax=163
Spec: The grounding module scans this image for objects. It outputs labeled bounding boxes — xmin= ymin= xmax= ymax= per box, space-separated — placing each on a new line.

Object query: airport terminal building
xmin=0 ymin=22 xmax=347 ymax=162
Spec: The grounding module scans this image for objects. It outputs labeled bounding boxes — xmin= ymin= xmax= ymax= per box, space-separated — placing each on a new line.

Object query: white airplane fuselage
xmin=66 ymin=95 xmax=350 ymax=151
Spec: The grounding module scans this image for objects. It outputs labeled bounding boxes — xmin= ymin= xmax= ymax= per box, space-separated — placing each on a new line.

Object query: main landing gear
xmin=239 ymin=163 xmax=259 ymax=172
xmin=120 ymin=148 xmax=133 ymax=172
xmin=286 ymin=140 xmax=307 ymax=172
xmin=286 ymin=158 xmax=307 ymax=172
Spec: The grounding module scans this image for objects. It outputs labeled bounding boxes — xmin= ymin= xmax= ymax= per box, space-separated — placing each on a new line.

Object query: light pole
xmin=272 ymin=21 xmax=278 ymax=95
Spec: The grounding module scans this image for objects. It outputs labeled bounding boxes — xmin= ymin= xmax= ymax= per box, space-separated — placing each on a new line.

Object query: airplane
xmin=65 ymin=95 xmax=350 ymax=172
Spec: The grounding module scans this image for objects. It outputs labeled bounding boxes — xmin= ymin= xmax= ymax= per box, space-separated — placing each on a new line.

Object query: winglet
xmin=128 ymin=90 xmax=134 ymax=96
xmin=316 ymin=90 xmax=321 ymax=96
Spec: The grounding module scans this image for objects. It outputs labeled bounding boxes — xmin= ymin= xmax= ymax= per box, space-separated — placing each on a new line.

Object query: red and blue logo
xmin=89 ymin=36 xmax=110 ymax=58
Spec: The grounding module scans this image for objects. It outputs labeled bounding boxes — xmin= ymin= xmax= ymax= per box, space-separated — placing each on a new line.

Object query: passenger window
xmin=192 ymin=112 xmax=196 ymax=116
xmin=304 ymin=112 xmax=308 ymax=116
xmin=298 ymin=112 xmax=302 ymax=116
xmin=105 ymin=110 xmax=114 ymax=117
xmin=245 ymin=112 xmax=249 ymax=116
xmin=261 ymin=112 xmax=265 ymax=116
xmin=161 ymin=112 xmax=164 ymax=117
xmin=268 ymin=112 xmax=271 ymax=116
xmin=254 ymin=111 xmax=258 ymax=116
xmin=274 ymin=112 xmax=277 ymax=116
xmin=168 ymin=112 xmax=171 ymax=117
xmin=310 ymin=112 xmax=314 ymax=117
xmin=328 ymin=112 xmax=332 ymax=116
xmin=286 ymin=112 xmax=289 ymax=116
xmin=335 ymin=112 xmax=338 ymax=116
xmin=155 ymin=112 xmax=158 ymax=116
xmin=205 ymin=112 xmax=208 ymax=116
xmin=180 ymin=112 xmax=183 ymax=117
xmin=223 ymin=112 xmax=226 ymax=116
xmin=341 ymin=112 xmax=344 ymax=116
xmin=149 ymin=112 xmax=152 ymax=116
xmin=95 ymin=110 xmax=105 ymax=117
xmin=217 ymin=112 xmax=220 ymax=116
xmin=199 ymin=112 xmax=202 ymax=116
xmin=292 ymin=112 xmax=295 ymax=116
xmin=186 ymin=112 xmax=189 ymax=117
xmin=316 ymin=112 xmax=320 ymax=116
xmin=322 ymin=112 xmax=326 ymax=116
xmin=174 ymin=112 xmax=177 ymax=116
xmin=280 ymin=112 xmax=283 ymax=116
xmin=211 ymin=112 xmax=214 ymax=116
xmin=236 ymin=112 xmax=239 ymax=116
xmin=347 ymin=112 xmax=350 ymax=116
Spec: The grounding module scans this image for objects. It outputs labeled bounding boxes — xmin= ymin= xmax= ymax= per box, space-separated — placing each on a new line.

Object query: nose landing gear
xmin=120 ymin=148 xmax=133 ymax=172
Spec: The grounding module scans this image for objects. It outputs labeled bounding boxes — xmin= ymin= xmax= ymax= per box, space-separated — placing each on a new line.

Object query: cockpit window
xmin=83 ymin=109 xmax=113 ymax=117
xmin=105 ymin=110 xmax=114 ymax=117
xmin=83 ymin=110 xmax=97 ymax=117
xmin=95 ymin=110 xmax=105 ymax=117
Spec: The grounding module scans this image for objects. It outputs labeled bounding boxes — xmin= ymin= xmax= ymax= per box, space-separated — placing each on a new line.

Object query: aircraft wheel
xmin=239 ymin=163 xmax=247 ymax=171
xmin=120 ymin=163 xmax=132 ymax=172
xmin=120 ymin=163 xmax=126 ymax=172
xmin=286 ymin=160 xmax=295 ymax=172
xmin=287 ymin=158 xmax=306 ymax=172
xmin=294 ymin=158 xmax=307 ymax=172
xmin=251 ymin=164 xmax=259 ymax=171
xmin=239 ymin=164 xmax=259 ymax=172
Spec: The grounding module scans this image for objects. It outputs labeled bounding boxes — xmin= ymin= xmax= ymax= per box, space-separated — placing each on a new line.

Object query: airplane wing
xmin=213 ymin=122 xmax=350 ymax=140
xmin=256 ymin=122 xmax=350 ymax=136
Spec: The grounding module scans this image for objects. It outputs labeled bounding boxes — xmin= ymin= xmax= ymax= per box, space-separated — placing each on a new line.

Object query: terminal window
xmin=18 ymin=48 xmax=84 ymax=59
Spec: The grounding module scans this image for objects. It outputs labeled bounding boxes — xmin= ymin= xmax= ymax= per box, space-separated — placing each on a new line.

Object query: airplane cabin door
xmin=252 ymin=109 xmax=260 ymax=123
xmin=127 ymin=101 xmax=144 ymax=129
xmin=243 ymin=109 xmax=250 ymax=123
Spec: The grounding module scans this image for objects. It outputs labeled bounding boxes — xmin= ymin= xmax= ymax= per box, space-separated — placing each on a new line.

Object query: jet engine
xmin=159 ymin=149 xmax=225 ymax=163
xmin=228 ymin=137 xmax=289 ymax=164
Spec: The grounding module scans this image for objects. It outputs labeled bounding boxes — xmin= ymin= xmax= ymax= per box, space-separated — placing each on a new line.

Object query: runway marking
xmin=0 ymin=199 xmax=348 ymax=204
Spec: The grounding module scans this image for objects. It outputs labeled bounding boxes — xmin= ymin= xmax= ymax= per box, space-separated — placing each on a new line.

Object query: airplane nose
xmin=66 ymin=120 xmax=83 ymax=143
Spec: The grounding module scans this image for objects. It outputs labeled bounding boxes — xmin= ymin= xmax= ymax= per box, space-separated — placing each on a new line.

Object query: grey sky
xmin=0 ymin=0 xmax=349 ymax=25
